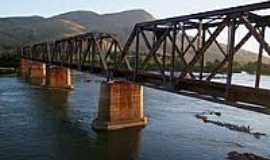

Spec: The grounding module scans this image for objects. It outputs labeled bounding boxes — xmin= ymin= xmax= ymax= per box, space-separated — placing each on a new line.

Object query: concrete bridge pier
xmin=20 ymin=58 xmax=31 ymax=78
xmin=20 ymin=59 xmax=73 ymax=89
xmin=29 ymin=62 xmax=46 ymax=79
xmin=92 ymin=81 xmax=148 ymax=131
xmin=29 ymin=62 xmax=46 ymax=85
xmin=20 ymin=59 xmax=46 ymax=85
xmin=46 ymin=66 xmax=73 ymax=89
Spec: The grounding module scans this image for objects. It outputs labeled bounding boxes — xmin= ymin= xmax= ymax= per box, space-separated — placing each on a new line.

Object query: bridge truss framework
xmin=20 ymin=1 xmax=270 ymax=108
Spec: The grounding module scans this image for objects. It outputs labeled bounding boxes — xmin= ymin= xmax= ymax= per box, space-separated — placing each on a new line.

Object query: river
xmin=0 ymin=72 xmax=270 ymax=160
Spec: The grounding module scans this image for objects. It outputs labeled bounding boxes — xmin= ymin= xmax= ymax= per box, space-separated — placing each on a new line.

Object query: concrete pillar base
xmin=92 ymin=118 xmax=148 ymax=131
xmin=20 ymin=58 xmax=31 ymax=78
xmin=20 ymin=59 xmax=74 ymax=89
xmin=20 ymin=59 xmax=46 ymax=85
xmin=46 ymin=66 xmax=73 ymax=89
xmin=29 ymin=62 xmax=46 ymax=79
xmin=29 ymin=62 xmax=46 ymax=85
xmin=92 ymin=81 xmax=148 ymax=131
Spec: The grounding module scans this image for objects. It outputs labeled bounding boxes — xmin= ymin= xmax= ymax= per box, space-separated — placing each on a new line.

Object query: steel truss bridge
xmin=20 ymin=1 xmax=270 ymax=111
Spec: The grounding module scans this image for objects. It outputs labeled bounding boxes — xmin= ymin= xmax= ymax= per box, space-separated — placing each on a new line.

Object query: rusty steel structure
xmin=21 ymin=1 xmax=270 ymax=108
xmin=21 ymin=33 xmax=127 ymax=75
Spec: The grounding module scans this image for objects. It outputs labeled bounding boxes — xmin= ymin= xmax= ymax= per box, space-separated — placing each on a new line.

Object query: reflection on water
xmin=97 ymin=129 xmax=141 ymax=160
xmin=27 ymin=86 xmax=141 ymax=160
xmin=0 ymin=73 xmax=270 ymax=160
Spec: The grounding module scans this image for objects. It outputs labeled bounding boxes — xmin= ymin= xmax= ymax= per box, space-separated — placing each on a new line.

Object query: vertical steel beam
xmin=162 ymin=36 xmax=167 ymax=83
xmin=78 ymin=40 xmax=82 ymax=69
xmin=200 ymin=28 xmax=206 ymax=80
xmin=225 ymin=18 xmax=236 ymax=99
xmin=170 ymin=24 xmax=177 ymax=82
xmin=197 ymin=20 xmax=203 ymax=80
xmin=19 ymin=47 xmax=23 ymax=57
xmin=91 ymin=38 xmax=96 ymax=71
xmin=181 ymin=23 xmax=185 ymax=55
xmin=113 ymin=42 xmax=118 ymax=69
xmin=30 ymin=46 xmax=33 ymax=59
xmin=255 ymin=26 xmax=266 ymax=89
xmin=47 ymin=43 xmax=52 ymax=64
xmin=87 ymin=39 xmax=91 ymax=65
xmin=134 ymin=28 xmax=140 ymax=81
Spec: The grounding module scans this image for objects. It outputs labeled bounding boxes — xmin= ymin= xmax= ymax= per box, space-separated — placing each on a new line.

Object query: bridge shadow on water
xmin=178 ymin=91 xmax=270 ymax=115
xmin=143 ymin=83 xmax=270 ymax=116
xmin=24 ymin=81 xmax=142 ymax=160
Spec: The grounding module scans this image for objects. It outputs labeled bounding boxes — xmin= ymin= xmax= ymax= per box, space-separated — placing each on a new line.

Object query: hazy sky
xmin=1 ymin=0 xmax=269 ymax=53
xmin=1 ymin=0 xmax=265 ymax=18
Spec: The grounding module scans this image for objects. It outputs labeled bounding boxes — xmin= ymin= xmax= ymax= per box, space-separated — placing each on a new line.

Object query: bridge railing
xmin=119 ymin=1 xmax=270 ymax=90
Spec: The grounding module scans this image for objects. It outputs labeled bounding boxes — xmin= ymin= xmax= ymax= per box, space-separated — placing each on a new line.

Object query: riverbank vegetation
xmin=142 ymin=58 xmax=270 ymax=75
xmin=0 ymin=54 xmax=19 ymax=68
xmin=205 ymin=60 xmax=270 ymax=75
xmin=0 ymin=55 xmax=19 ymax=74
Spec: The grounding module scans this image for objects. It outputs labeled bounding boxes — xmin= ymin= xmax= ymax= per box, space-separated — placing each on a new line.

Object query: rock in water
xmin=227 ymin=151 xmax=270 ymax=160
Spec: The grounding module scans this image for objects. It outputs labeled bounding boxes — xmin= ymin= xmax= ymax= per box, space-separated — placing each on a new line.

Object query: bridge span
xmin=19 ymin=1 xmax=270 ymax=129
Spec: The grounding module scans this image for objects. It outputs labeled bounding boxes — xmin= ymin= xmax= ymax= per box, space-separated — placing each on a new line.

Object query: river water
xmin=0 ymin=72 xmax=270 ymax=160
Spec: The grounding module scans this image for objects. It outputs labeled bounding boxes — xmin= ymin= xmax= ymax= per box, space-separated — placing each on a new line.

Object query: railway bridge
xmin=19 ymin=1 xmax=270 ymax=130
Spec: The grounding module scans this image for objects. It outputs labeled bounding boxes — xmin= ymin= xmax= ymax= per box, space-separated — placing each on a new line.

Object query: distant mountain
xmin=184 ymin=41 xmax=270 ymax=64
xmin=0 ymin=9 xmax=269 ymax=64
xmin=0 ymin=16 xmax=86 ymax=55
xmin=53 ymin=10 xmax=155 ymax=43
